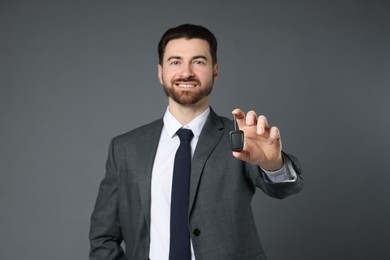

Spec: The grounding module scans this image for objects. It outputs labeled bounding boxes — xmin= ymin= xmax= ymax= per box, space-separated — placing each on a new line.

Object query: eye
xmin=194 ymin=59 xmax=206 ymax=65
xmin=169 ymin=60 xmax=180 ymax=65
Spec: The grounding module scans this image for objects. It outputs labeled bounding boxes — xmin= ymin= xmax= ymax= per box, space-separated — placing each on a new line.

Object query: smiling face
xmin=158 ymin=38 xmax=218 ymax=107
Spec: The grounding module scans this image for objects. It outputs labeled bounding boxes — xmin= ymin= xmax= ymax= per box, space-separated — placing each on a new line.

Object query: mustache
xmin=173 ymin=75 xmax=200 ymax=83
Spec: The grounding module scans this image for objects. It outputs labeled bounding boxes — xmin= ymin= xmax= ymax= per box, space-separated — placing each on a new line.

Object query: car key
xmin=229 ymin=114 xmax=244 ymax=152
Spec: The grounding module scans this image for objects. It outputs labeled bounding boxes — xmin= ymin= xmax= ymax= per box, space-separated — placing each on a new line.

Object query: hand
xmin=232 ymin=108 xmax=283 ymax=171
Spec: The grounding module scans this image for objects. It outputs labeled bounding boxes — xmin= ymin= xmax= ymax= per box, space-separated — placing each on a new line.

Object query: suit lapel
xmin=134 ymin=111 xmax=225 ymax=224
xmin=189 ymin=109 xmax=224 ymax=214
xmin=136 ymin=119 xmax=164 ymax=228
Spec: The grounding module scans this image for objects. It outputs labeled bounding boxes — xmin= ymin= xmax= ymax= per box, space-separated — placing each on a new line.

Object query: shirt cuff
xmin=261 ymin=154 xmax=297 ymax=183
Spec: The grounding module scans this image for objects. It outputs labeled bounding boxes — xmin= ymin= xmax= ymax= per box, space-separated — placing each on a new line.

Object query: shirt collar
xmin=163 ymin=106 xmax=210 ymax=139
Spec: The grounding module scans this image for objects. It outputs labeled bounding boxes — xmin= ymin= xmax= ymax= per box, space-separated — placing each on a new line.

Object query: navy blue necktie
xmin=169 ymin=128 xmax=193 ymax=260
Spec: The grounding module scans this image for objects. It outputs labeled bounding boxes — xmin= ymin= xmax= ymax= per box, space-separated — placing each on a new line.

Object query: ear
xmin=213 ymin=63 xmax=219 ymax=81
xmin=157 ymin=64 xmax=163 ymax=85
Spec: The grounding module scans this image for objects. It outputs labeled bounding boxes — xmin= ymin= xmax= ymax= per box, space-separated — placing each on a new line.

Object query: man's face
xmin=158 ymin=38 xmax=218 ymax=106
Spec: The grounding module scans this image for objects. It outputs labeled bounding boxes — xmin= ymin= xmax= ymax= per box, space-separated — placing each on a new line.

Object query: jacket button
xmin=193 ymin=229 xmax=201 ymax=236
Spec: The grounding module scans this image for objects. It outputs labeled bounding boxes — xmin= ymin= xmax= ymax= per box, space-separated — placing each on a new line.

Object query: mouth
xmin=174 ymin=82 xmax=198 ymax=88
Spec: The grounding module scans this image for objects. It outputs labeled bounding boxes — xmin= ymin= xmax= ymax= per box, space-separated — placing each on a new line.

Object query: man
xmin=89 ymin=24 xmax=303 ymax=260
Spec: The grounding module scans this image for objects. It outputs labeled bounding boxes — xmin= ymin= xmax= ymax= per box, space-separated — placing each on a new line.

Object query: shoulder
xmin=111 ymin=118 xmax=163 ymax=146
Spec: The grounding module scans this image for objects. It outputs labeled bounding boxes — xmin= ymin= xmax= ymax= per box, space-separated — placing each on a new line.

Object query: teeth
xmin=176 ymin=83 xmax=195 ymax=88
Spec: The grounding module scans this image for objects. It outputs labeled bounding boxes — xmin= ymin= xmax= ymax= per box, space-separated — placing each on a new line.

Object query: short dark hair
xmin=158 ymin=24 xmax=218 ymax=65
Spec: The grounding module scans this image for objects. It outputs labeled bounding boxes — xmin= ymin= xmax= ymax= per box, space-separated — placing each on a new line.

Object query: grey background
xmin=1 ymin=0 xmax=389 ymax=259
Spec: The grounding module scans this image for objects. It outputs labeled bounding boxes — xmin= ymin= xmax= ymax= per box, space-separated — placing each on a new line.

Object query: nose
xmin=180 ymin=63 xmax=195 ymax=79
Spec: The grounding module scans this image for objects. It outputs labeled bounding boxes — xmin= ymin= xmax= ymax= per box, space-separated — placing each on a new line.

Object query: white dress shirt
xmin=149 ymin=107 xmax=296 ymax=260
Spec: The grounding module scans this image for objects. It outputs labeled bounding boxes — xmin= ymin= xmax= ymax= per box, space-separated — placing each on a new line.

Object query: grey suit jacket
xmin=89 ymin=108 xmax=303 ymax=260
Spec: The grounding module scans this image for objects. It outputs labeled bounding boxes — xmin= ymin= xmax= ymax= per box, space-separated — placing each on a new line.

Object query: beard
xmin=162 ymin=76 xmax=214 ymax=105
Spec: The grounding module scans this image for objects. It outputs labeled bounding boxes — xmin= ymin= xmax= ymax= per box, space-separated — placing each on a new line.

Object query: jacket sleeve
xmin=247 ymin=152 xmax=304 ymax=199
xmin=89 ymin=139 xmax=125 ymax=260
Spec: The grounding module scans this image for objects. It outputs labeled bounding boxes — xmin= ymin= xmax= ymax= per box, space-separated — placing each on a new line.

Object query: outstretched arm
xmin=232 ymin=108 xmax=303 ymax=198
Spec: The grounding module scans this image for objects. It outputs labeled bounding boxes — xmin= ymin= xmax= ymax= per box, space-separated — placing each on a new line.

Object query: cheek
xmin=161 ymin=69 xmax=177 ymax=80
xmin=159 ymin=71 xmax=170 ymax=84
xmin=198 ymin=70 xmax=214 ymax=82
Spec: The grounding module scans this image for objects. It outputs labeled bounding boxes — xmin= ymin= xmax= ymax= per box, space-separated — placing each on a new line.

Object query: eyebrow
xmin=192 ymin=55 xmax=208 ymax=60
xmin=167 ymin=55 xmax=209 ymax=61
xmin=167 ymin=56 xmax=181 ymax=61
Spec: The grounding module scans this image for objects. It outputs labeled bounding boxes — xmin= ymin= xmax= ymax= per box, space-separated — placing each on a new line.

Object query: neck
xmin=168 ymin=98 xmax=209 ymax=125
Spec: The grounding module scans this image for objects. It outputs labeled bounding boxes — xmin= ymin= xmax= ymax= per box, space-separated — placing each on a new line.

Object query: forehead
xmin=164 ymin=38 xmax=211 ymax=59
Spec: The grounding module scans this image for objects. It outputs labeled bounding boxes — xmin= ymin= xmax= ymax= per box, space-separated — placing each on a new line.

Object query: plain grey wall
xmin=1 ymin=0 xmax=389 ymax=259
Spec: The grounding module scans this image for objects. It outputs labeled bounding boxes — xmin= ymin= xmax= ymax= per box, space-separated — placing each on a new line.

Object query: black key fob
xmin=229 ymin=114 xmax=244 ymax=152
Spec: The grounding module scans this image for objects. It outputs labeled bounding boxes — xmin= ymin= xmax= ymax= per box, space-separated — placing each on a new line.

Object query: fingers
xmin=257 ymin=115 xmax=281 ymax=145
xmin=232 ymin=108 xmax=244 ymax=120
xmin=246 ymin=111 xmax=258 ymax=126
xmin=232 ymin=109 xmax=269 ymax=132
xmin=232 ymin=109 xmax=258 ymax=129
xmin=232 ymin=108 xmax=282 ymax=143
xmin=232 ymin=108 xmax=245 ymax=129
xmin=268 ymin=126 xmax=281 ymax=145
xmin=256 ymin=115 xmax=268 ymax=134
xmin=258 ymin=116 xmax=281 ymax=144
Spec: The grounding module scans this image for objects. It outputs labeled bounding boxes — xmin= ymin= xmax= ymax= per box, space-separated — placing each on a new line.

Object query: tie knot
xmin=176 ymin=128 xmax=193 ymax=142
